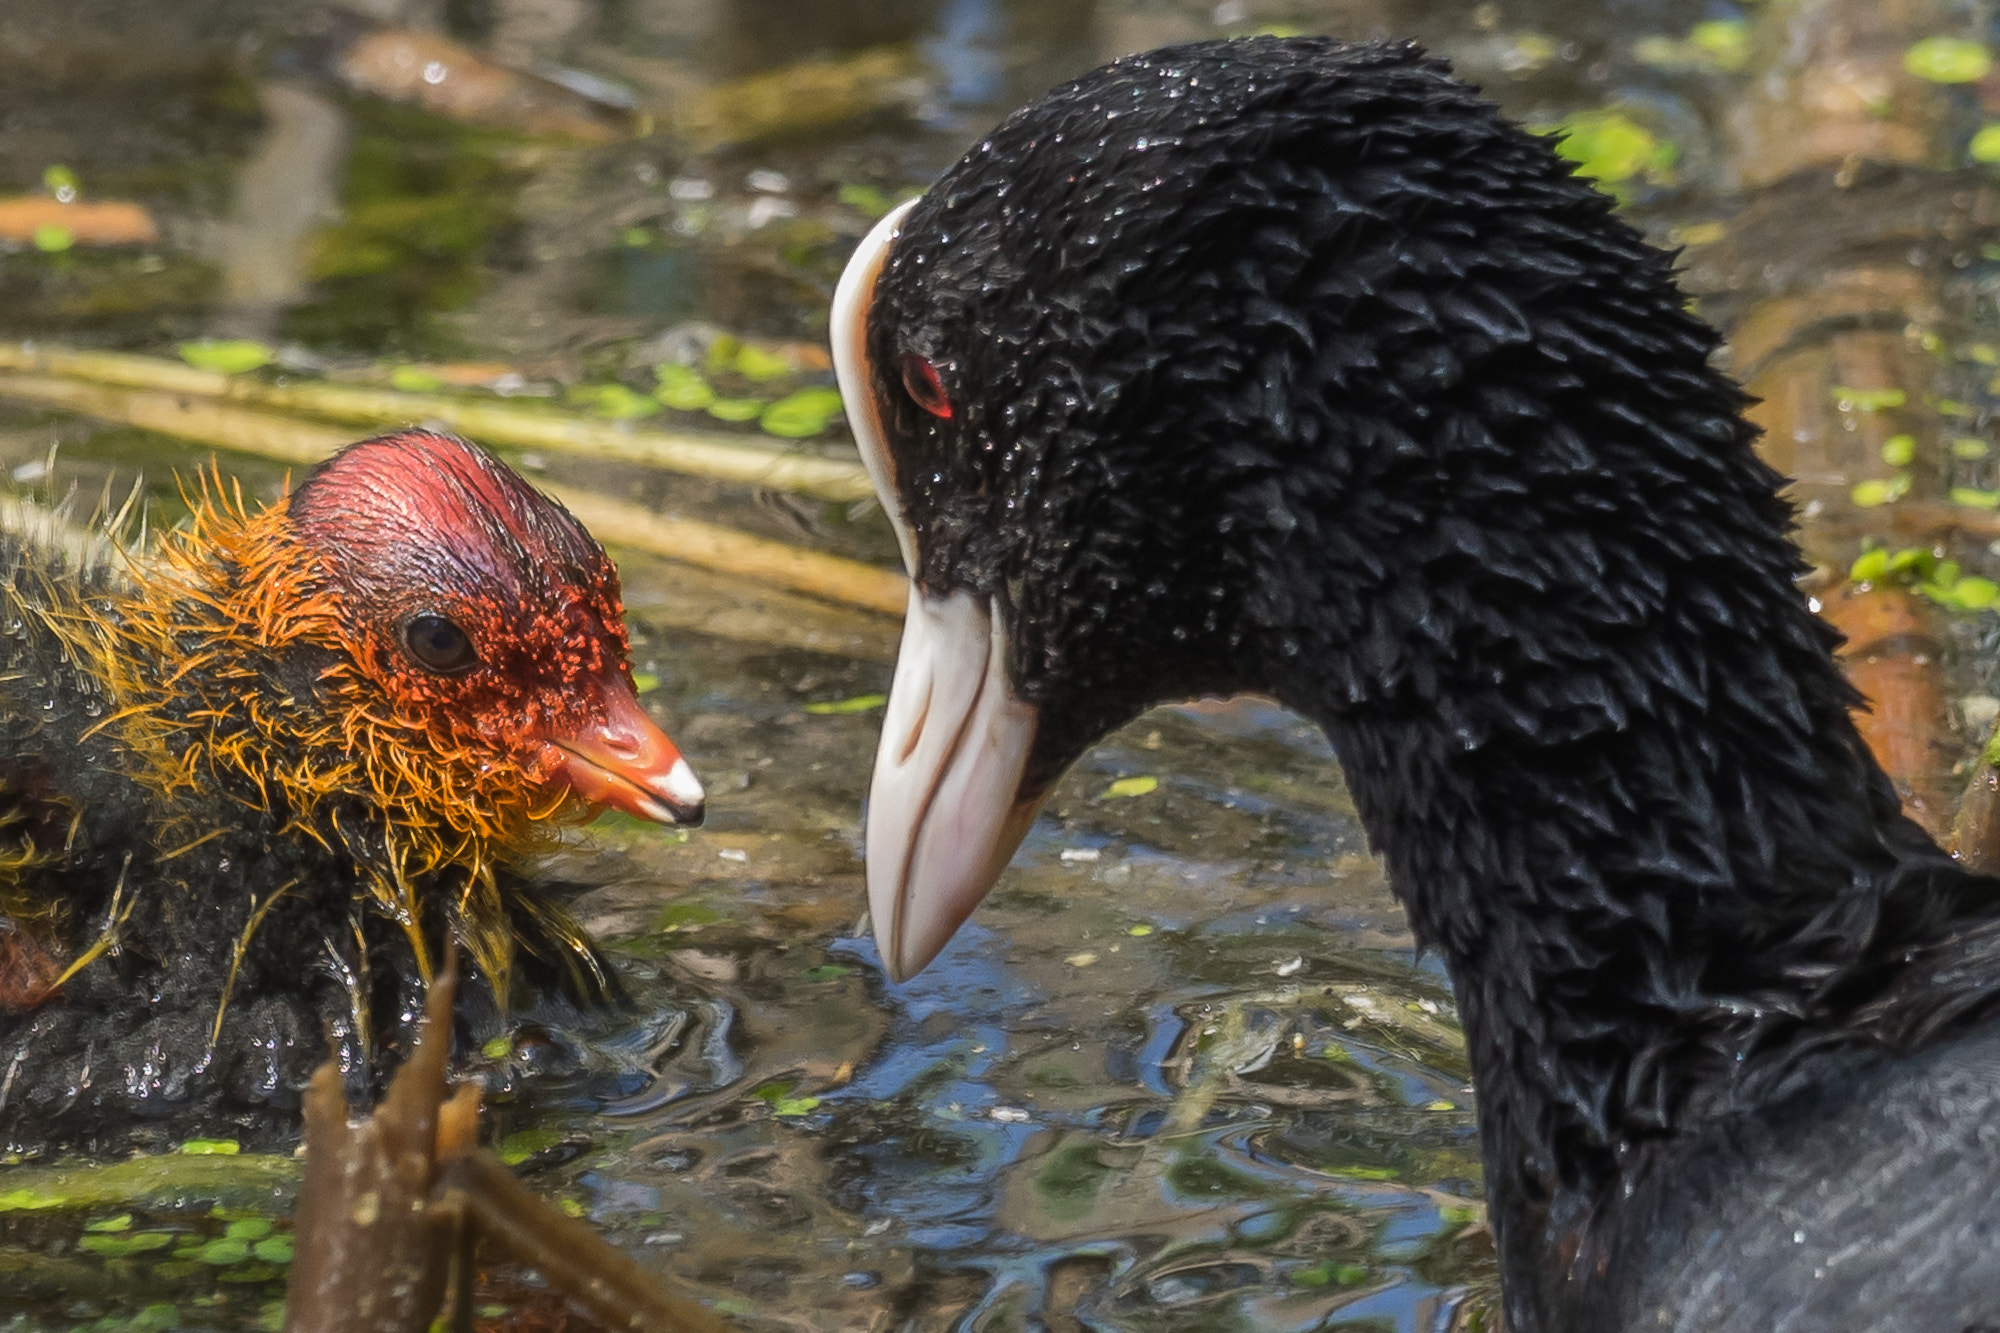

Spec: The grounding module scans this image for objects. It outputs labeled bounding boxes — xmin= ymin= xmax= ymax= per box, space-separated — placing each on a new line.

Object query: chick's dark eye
xmin=899 ymin=353 xmax=953 ymax=419
xmin=403 ymin=614 xmax=477 ymax=674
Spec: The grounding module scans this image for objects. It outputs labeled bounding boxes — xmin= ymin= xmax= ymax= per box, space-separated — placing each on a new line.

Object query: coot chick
xmin=831 ymin=37 xmax=2000 ymax=1332
xmin=0 ymin=430 xmax=704 ymax=1146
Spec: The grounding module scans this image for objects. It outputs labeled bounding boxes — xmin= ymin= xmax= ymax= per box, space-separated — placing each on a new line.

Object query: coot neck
xmin=1244 ymin=452 xmax=1956 ymax=1199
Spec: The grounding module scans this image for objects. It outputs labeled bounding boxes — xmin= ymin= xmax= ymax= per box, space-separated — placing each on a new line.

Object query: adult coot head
xmin=833 ymin=36 xmax=2000 ymax=1331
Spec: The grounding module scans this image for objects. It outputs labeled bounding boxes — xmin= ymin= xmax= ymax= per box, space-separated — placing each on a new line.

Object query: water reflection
xmin=503 ymin=671 xmax=1486 ymax=1326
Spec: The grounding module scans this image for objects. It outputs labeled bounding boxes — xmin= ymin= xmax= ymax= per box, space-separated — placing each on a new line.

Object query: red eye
xmin=899 ymin=353 xmax=953 ymax=419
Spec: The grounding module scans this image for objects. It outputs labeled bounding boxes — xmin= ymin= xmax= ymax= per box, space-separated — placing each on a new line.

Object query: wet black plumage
xmin=2 ymin=514 xmax=336 ymax=1147
xmin=840 ymin=37 xmax=2000 ymax=1330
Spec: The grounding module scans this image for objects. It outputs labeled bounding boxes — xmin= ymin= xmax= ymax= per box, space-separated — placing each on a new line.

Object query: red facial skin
xmin=285 ymin=430 xmax=703 ymax=831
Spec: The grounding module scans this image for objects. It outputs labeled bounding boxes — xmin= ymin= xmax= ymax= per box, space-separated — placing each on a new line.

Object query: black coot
xmin=830 ymin=36 xmax=2000 ymax=1331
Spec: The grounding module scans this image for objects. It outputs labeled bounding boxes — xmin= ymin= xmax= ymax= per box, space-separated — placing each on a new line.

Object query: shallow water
xmin=7 ymin=0 xmax=2000 ymax=1327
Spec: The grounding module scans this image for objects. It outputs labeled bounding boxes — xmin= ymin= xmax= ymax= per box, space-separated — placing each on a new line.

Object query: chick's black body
xmin=1 ymin=521 xmax=333 ymax=1144
xmin=858 ymin=38 xmax=2000 ymax=1329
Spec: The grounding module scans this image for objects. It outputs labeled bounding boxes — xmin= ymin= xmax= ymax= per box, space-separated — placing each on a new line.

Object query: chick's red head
xmin=287 ymin=430 xmax=704 ymax=830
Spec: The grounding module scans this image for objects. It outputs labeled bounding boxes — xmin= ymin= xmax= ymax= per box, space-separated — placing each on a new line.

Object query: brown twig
xmin=1817 ymin=580 xmax=1958 ymax=841
xmin=0 ymin=198 xmax=159 ymax=246
xmin=440 ymin=1150 xmax=732 ymax=1333
xmin=1950 ymin=743 xmax=2000 ymax=875
xmin=286 ymin=967 xmax=733 ymax=1333
xmin=285 ymin=969 xmax=473 ymax=1333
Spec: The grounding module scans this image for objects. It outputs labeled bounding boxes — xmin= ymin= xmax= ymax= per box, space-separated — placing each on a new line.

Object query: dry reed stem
xmin=0 ymin=370 xmax=906 ymax=616
xmin=0 ymin=344 xmax=874 ymax=502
